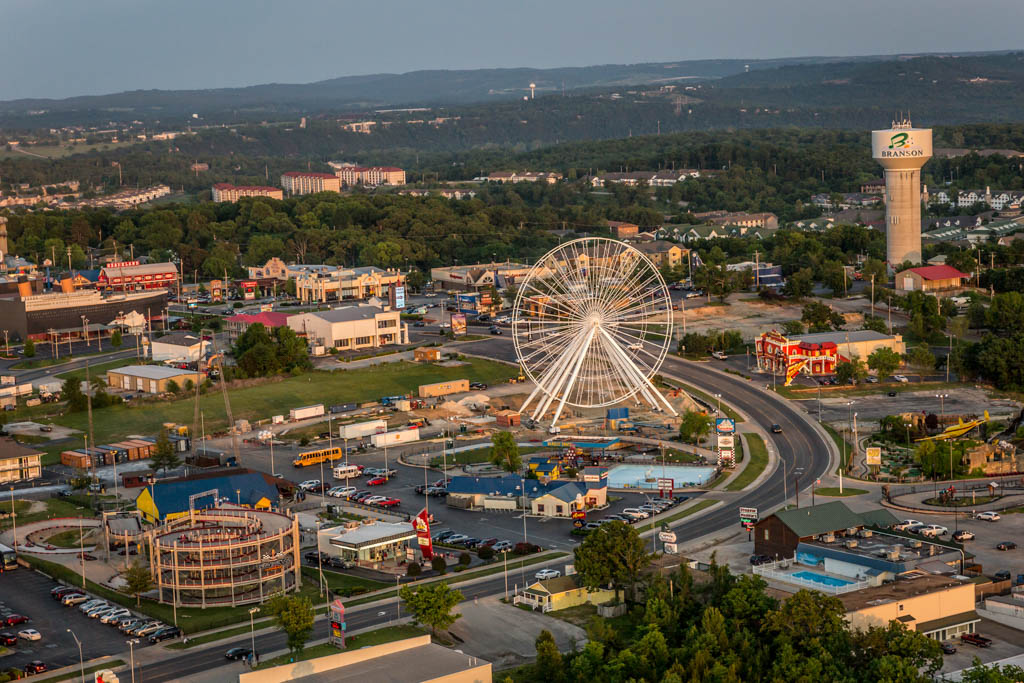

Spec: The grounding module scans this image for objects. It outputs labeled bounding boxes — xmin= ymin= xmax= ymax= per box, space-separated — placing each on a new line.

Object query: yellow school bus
xmin=292 ymin=446 xmax=343 ymax=468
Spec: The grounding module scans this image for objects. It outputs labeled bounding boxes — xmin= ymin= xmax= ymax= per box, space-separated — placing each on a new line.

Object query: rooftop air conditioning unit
xmin=819 ymin=533 xmax=835 ymax=543
xmin=858 ymin=529 xmax=873 ymax=539
xmin=887 ymin=549 xmax=901 ymax=561
xmin=846 ymin=527 xmax=859 ymax=536
xmin=908 ymin=540 xmax=923 ymax=549
xmin=844 ymin=540 xmax=858 ymax=549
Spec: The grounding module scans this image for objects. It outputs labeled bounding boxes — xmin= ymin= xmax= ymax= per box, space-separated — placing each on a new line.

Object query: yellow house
xmin=840 ymin=575 xmax=978 ymax=641
xmin=517 ymin=576 xmax=615 ymax=612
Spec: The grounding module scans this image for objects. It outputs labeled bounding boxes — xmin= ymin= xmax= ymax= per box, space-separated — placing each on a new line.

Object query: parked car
xmin=326 ymin=556 xmax=355 ymax=570
xmin=432 ymin=530 xmax=453 ymax=542
xmin=461 ymin=538 xmax=482 ymax=548
xmin=940 ymin=642 xmax=957 ymax=655
xmin=101 ymin=609 xmax=131 ymax=624
xmin=118 ymin=619 xmax=143 ymax=634
xmin=621 ymin=508 xmax=649 ymax=520
xmin=426 ymin=487 xmax=449 ymax=497
xmin=23 ymin=661 xmax=47 ymax=675
xmin=905 ymin=524 xmax=927 ymax=535
xmin=51 ymin=586 xmax=78 ymax=600
xmin=297 ymin=480 xmax=321 ymax=491
xmin=0 ymin=633 xmax=17 ymax=646
xmin=893 ymin=375 xmax=909 ymax=383
xmin=377 ymin=498 xmax=401 ymax=508
xmin=493 ymin=541 xmax=514 ymax=552
xmin=225 ymin=647 xmax=252 ymax=661
xmin=366 ymin=477 xmax=387 ymax=486
xmin=304 ymin=551 xmax=326 ymax=563
xmin=363 ymin=495 xmax=387 ymax=505
xmin=892 ymin=519 xmax=923 ymax=531
xmin=977 ymin=511 xmax=1001 ymax=522
xmin=479 ymin=538 xmax=498 ymax=548
xmin=62 ymin=594 xmax=89 ymax=606
xmin=469 ymin=382 xmax=487 ymax=390
xmin=960 ymin=633 xmax=992 ymax=648
xmin=148 ymin=626 xmax=182 ymax=643
xmin=445 ymin=534 xmax=469 ymax=545
xmin=131 ymin=622 xmax=164 ymax=637
xmin=996 ymin=541 xmax=1018 ymax=551
xmin=711 ymin=351 xmax=728 ymax=360
xmin=18 ymin=629 xmax=41 ymax=641
xmin=919 ymin=524 xmax=949 ymax=538
xmin=952 ymin=530 xmax=975 ymax=542
xmin=865 ymin=376 xmax=879 ymax=383
xmin=535 ymin=569 xmax=561 ymax=580
xmin=749 ymin=554 xmax=772 ymax=566
xmin=3 ymin=614 xmax=28 ymax=627
xmin=79 ymin=599 xmax=107 ymax=612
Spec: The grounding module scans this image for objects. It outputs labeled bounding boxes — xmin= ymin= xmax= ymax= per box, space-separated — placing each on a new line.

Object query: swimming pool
xmin=607 ymin=464 xmax=717 ymax=489
xmin=791 ymin=570 xmax=854 ymax=588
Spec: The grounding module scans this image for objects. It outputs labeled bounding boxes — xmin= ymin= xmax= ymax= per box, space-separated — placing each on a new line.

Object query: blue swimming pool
xmin=607 ymin=464 xmax=717 ymax=489
xmin=791 ymin=570 xmax=854 ymax=588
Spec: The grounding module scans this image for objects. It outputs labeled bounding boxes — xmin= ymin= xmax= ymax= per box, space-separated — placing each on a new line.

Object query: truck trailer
xmin=290 ymin=404 xmax=326 ymax=421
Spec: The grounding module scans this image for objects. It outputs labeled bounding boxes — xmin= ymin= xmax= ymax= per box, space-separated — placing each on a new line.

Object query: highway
xmin=138 ymin=339 xmax=833 ymax=681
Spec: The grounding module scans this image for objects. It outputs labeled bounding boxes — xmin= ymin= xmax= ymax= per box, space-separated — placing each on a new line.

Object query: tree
xmin=165 ymin=379 xmax=180 ymax=394
xmin=399 ymin=582 xmax=463 ymax=636
xmin=801 ymin=302 xmax=844 ymax=332
xmin=574 ymin=521 xmax=652 ymax=603
xmin=867 ymin=347 xmax=902 ymax=382
xmin=781 ymin=320 xmax=804 ymax=336
xmin=783 ymin=268 xmax=814 ymax=299
xmin=534 ymin=630 xmax=565 ymax=683
xmin=860 ymin=257 xmax=888 ymax=286
xmin=861 ymin=315 xmax=888 ymax=334
xmin=835 ymin=356 xmax=867 ymax=385
xmin=22 ymin=337 xmax=35 ymax=358
xmin=406 ymin=562 xmax=421 ymax=577
xmin=907 ymin=343 xmax=936 ymax=379
xmin=820 ymin=260 xmax=847 ymax=296
xmin=489 ymin=431 xmax=521 ymax=473
xmin=431 ymin=556 xmax=447 ymax=574
xmin=110 ymin=329 xmax=123 ymax=348
xmin=151 ymin=429 xmax=181 ymax=474
xmin=267 ymin=595 xmax=315 ymax=656
xmin=123 ymin=562 xmax=153 ymax=606
xmin=62 ymin=376 xmax=87 ymax=412
xmin=678 ymin=410 xmax=712 ymax=448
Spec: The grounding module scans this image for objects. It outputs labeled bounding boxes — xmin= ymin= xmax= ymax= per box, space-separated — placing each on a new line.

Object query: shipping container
xmin=289 ymin=404 xmax=326 ymax=421
xmin=0 ymin=376 xmax=14 ymax=386
xmin=329 ymin=403 xmax=357 ymax=414
xmin=60 ymin=450 xmax=92 ymax=469
xmin=394 ymin=399 xmax=412 ymax=412
xmin=417 ymin=379 xmax=470 ymax=398
xmin=370 ymin=427 xmax=420 ymax=448
xmin=338 ymin=419 xmax=387 ymax=440
xmin=606 ymin=407 xmax=630 ymax=420
xmin=272 ymin=415 xmax=285 ymax=424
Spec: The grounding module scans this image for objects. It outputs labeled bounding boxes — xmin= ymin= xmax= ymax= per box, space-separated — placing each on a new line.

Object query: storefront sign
xmin=413 ymin=507 xmax=434 ymax=560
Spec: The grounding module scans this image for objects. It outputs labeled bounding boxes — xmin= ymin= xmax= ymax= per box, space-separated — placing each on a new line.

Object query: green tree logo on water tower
xmin=888 ymin=132 xmax=910 ymax=149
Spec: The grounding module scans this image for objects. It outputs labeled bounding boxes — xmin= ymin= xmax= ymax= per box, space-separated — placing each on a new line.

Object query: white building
xmin=288 ymin=306 xmax=406 ymax=351
xmin=149 ymin=332 xmax=210 ymax=363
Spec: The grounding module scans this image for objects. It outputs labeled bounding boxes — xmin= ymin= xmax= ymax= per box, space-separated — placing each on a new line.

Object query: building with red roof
xmin=280 ymin=172 xmax=341 ymax=196
xmin=225 ymin=311 xmax=294 ymax=342
xmin=894 ymin=265 xmax=970 ymax=294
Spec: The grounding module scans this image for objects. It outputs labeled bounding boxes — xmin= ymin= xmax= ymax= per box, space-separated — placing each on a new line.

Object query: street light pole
xmin=249 ymin=607 xmax=260 ymax=663
xmin=9 ymin=487 xmax=16 ymax=556
xmin=67 ymin=629 xmax=84 ymax=683
xmin=127 ymin=638 xmax=139 ymax=683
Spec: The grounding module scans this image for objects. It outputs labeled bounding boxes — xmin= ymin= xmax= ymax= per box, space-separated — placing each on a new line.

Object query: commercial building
xmin=280 ymin=172 xmax=341 ymax=196
xmin=107 ymin=365 xmax=204 ymax=395
xmin=96 ymin=261 xmax=178 ymax=292
xmin=516 ymin=575 xmax=615 ymax=613
xmin=872 ymin=119 xmax=933 ymax=268
xmin=334 ymin=166 xmax=406 ymax=187
xmin=841 ymin=575 xmax=978 ymax=641
xmin=225 ymin=311 xmax=293 ymax=342
xmin=145 ymin=506 xmax=300 ymax=607
xmin=430 ymin=261 xmax=534 ymax=292
xmin=288 ymin=306 xmax=407 ymax=351
xmin=531 ymin=482 xmax=586 ymax=517
xmin=755 ymin=329 xmax=906 ymax=376
xmin=753 ymin=501 xmax=899 ymax=560
xmin=0 ymin=287 xmax=167 ymax=340
xmin=0 ymin=438 xmax=43 ymax=484
xmin=486 ymin=171 xmax=562 ymax=184
xmin=236 ymin=634 xmax=491 ymax=683
xmin=418 ymin=379 xmax=469 ymax=398
xmin=135 ymin=471 xmax=284 ymax=523
xmin=318 ymin=520 xmax=416 ymax=567
xmin=150 ymin=332 xmax=209 ymax=362
xmin=893 ymin=265 xmax=969 ymax=294
xmin=293 ymin=265 xmax=405 ymax=305
xmin=607 ymin=220 xmax=639 ymax=239
xmin=211 ymin=183 xmax=284 ymax=202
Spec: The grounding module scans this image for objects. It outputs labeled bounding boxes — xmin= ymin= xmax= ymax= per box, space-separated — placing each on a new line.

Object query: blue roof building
xmin=135 ymin=472 xmax=281 ymax=522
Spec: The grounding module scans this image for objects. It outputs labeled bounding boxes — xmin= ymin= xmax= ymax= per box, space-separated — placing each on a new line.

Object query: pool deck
xmin=753 ymin=557 xmax=872 ymax=595
xmin=607 ymin=464 xmax=717 ymax=490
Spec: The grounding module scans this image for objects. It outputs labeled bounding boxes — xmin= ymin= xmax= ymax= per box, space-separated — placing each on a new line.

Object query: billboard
xmin=715 ymin=418 xmax=736 ymax=434
xmin=393 ymin=285 xmax=406 ymax=310
xmin=739 ymin=506 xmax=758 ymax=522
xmin=451 ymin=313 xmax=467 ymax=336
xmin=717 ymin=435 xmax=734 ymax=449
xmin=413 ymin=508 xmax=434 ymax=560
xmin=329 ymin=598 xmax=346 ymax=648
xmin=866 ymin=447 xmax=882 ymax=466
xmin=457 ymin=293 xmax=478 ymax=313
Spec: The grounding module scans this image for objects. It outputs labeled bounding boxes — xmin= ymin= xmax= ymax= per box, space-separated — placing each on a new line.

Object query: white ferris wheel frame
xmin=511 ymin=237 xmax=677 ymax=426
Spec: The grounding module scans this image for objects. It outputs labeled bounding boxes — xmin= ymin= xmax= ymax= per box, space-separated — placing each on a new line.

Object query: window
xmin=355 ymin=336 xmax=372 ymax=345
xmin=763 ymin=529 xmax=770 ymax=541
xmin=556 ymin=505 xmax=563 ymax=515
xmin=377 ymin=318 xmax=396 ymax=329
xmin=537 ymin=504 xmax=544 ymax=513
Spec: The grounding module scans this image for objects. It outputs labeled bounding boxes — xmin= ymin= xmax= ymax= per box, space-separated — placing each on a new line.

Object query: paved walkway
xmin=884 ymin=487 xmax=1024 ymax=515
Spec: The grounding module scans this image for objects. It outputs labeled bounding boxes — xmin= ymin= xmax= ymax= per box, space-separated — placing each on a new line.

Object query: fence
xmin=752 ymin=556 xmax=871 ymax=596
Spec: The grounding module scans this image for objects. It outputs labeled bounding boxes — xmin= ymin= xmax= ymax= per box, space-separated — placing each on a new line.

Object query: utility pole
xmin=887 ymin=296 xmax=892 ymax=334
xmin=870 ymin=274 xmax=875 ymax=319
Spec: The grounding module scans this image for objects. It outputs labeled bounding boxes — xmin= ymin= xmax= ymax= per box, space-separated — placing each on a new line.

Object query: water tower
xmin=872 ymin=118 xmax=932 ymax=269
xmin=529 ymin=83 xmax=536 ymax=99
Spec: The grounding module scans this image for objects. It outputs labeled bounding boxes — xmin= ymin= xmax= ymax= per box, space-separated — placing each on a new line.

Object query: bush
xmin=431 ymin=556 xmax=447 ymax=574
xmin=477 ymin=546 xmax=495 ymax=561
xmin=233 ymin=302 xmax=243 ymax=308
xmin=300 ymin=436 xmax=310 ymax=447
xmin=406 ymin=562 xmax=421 ymax=577
xmin=513 ymin=542 xmax=541 ymax=556
xmin=458 ymin=551 xmax=471 ymax=566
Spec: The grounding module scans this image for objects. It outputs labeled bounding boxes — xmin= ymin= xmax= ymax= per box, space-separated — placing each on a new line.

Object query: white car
xmin=919 ymin=524 xmax=949 ymax=538
xmin=79 ymin=599 xmax=107 ymax=612
xmin=628 ymin=343 xmax=643 ymax=351
xmin=893 ymin=519 xmax=922 ymax=531
xmin=18 ymin=629 xmax=41 ymax=641
xmin=298 ymin=480 xmax=321 ymax=491
xmin=328 ymin=486 xmax=357 ymax=498
xmin=363 ymin=495 xmax=387 ymax=505
xmin=101 ymin=609 xmax=132 ymax=624
xmin=535 ymin=569 xmax=561 ymax=580
xmin=621 ymin=508 xmax=650 ymax=520
xmin=977 ymin=511 xmax=1001 ymax=522
xmin=893 ymin=375 xmax=909 ymax=383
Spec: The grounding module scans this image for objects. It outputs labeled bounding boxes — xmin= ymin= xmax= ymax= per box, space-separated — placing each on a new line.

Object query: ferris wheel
xmin=512 ymin=237 xmax=677 ymax=426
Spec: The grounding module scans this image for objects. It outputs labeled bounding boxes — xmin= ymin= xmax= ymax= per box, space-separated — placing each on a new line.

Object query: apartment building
xmin=212 ymin=183 xmax=284 ymax=202
xmin=280 ymin=172 xmax=341 ymax=196
xmin=0 ymin=438 xmax=43 ymax=484
xmin=335 ymin=166 xmax=406 ymax=187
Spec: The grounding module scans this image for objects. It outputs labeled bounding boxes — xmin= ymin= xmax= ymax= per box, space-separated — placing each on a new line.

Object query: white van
xmin=332 ymin=464 xmax=362 ymax=480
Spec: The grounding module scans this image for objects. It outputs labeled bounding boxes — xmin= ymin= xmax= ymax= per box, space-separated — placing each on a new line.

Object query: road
xmin=138 ymin=337 xmax=833 ymax=682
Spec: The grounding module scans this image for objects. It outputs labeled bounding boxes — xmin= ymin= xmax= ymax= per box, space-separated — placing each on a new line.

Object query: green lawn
xmin=11 ymin=350 xmax=111 ymax=370
xmin=430 ymin=445 xmax=548 ymax=467
xmin=0 ymin=499 xmax=95 ymax=531
xmin=0 ymin=141 xmax=135 ymax=159
xmin=816 ymin=487 xmax=869 ymax=497
xmin=636 ymin=498 xmax=718 ymax=532
xmin=677 ymin=383 xmax=745 ymax=423
xmin=822 ymin=424 xmax=855 ymax=472
xmin=725 ymin=434 xmax=769 ymax=491
xmin=301 ymin=566 xmax=390 ymax=596
xmin=48 ymin=359 xmax=516 ymax=444
xmin=254 ymin=625 xmax=424 ymax=669
xmin=46 ymin=529 xmax=86 ymax=547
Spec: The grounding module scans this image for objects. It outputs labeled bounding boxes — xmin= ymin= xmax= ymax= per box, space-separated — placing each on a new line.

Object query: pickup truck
xmin=960 ymin=633 xmax=992 ymax=648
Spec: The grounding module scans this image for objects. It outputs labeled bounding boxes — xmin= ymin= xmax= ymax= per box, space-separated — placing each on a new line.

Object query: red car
xmin=24 ymin=661 xmax=47 ymax=674
xmin=377 ymin=498 xmax=401 ymax=508
xmin=0 ymin=632 xmax=17 ymax=646
xmin=366 ymin=477 xmax=386 ymax=486
xmin=4 ymin=614 xmax=28 ymax=627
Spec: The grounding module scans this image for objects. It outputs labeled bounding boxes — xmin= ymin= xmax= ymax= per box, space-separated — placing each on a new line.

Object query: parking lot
xmin=0 ymin=568 xmax=151 ymax=673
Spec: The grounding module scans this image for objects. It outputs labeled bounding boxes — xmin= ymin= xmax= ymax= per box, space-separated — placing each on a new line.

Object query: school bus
xmin=292 ymin=446 xmax=343 ymax=468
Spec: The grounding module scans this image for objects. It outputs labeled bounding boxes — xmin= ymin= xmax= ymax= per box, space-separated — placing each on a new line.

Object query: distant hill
xmin=0 ymin=51 xmax=999 ymax=129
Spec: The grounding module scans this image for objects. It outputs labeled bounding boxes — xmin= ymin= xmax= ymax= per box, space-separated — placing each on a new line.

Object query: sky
xmin=5 ymin=0 xmax=1024 ymax=101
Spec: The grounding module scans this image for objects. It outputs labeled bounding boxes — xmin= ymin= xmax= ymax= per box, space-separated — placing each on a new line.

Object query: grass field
xmin=0 ymin=141 xmax=135 ymax=160
xmin=48 ymin=359 xmax=515 ymax=444
xmin=56 ymin=357 xmax=140 ymax=380
xmin=677 ymin=383 xmax=745 ymax=423
xmin=301 ymin=566 xmax=390 ymax=595
xmin=725 ymin=434 xmax=769 ymax=491
xmin=822 ymin=424 xmax=855 ymax=472
xmin=816 ymin=487 xmax=869 ymax=497
xmin=46 ymin=529 xmax=86 ymax=548
xmin=11 ymin=350 xmax=112 ymax=370
xmin=430 ymin=445 xmax=548 ymax=467
xmin=0 ymin=498 xmax=95 ymax=531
